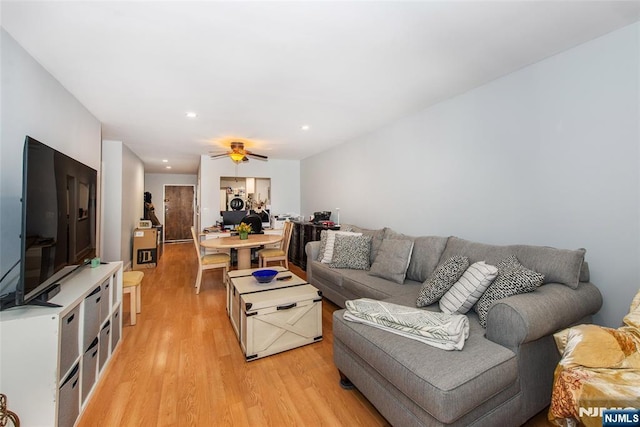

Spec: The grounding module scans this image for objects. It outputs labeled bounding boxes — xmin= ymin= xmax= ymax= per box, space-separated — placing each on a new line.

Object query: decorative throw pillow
xmin=416 ymin=256 xmax=469 ymax=307
xmin=330 ymin=235 xmax=372 ymax=270
xmin=368 ymin=238 xmax=415 ymax=284
xmin=316 ymin=230 xmax=328 ymax=261
xmin=320 ymin=230 xmax=362 ymax=263
xmin=474 ymin=255 xmax=544 ymax=328
xmin=439 ymin=261 xmax=498 ymax=314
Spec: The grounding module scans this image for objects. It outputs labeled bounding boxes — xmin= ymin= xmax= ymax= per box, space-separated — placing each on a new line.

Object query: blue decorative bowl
xmin=252 ymin=269 xmax=278 ymax=284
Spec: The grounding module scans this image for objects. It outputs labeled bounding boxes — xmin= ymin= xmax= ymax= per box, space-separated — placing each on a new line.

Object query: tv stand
xmin=0 ymin=262 xmax=123 ymax=427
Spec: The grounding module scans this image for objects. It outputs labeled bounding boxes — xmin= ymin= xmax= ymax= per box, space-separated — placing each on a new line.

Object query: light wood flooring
xmin=78 ymin=242 xmax=553 ymax=426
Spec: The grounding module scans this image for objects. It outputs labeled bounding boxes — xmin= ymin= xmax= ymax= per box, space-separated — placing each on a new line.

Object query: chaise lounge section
xmin=306 ymin=226 xmax=602 ymax=426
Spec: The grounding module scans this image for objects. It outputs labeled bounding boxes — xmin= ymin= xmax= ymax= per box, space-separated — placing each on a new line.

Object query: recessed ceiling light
xmin=166 ymin=166 xmax=172 ymax=169
xmin=162 ymin=159 xmax=169 ymax=163
xmin=301 ymin=125 xmax=310 ymax=131
xmin=185 ymin=112 xmax=198 ymax=118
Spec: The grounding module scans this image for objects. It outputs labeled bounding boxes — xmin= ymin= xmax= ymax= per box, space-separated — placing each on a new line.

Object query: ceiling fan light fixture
xmin=210 ymin=141 xmax=268 ymax=164
xmin=230 ymin=152 xmax=245 ymax=162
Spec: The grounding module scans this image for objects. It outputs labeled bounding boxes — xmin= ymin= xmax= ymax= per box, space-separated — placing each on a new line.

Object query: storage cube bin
xmin=82 ymin=286 xmax=102 ymax=350
xmin=58 ymin=363 xmax=80 ymax=427
xmin=99 ymin=321 xmax=111 ymax=372
xmin=81 ymin=337 xmax=99 ymax=404
xmin=111 ymin=307 xmax=121 ymax=352
xmin=59 ymin=304 xmax=81 ymax=378
xmin=100 ymin=278 xmax=110 ymax=322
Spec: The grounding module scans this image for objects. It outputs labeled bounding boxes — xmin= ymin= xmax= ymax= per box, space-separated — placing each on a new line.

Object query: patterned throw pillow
xmin=320 ymin=230 xmax=362 ymax=263
xmin=474 ymin=255 xmax=545 ymax=328
xmin=439 ymin=261 xmax=498 ymax=314
xmin=416 ymin=256 xmax=469 ymax=307
xmin=330 ymin=235 xmax=372 ymax=270
xmin=316 ymin=230 xmax=328 ymax=261
xmin=368 ymin=239 xmax=415 ymax=284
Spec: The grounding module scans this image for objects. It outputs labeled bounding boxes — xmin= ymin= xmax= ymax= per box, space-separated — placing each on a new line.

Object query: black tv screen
xmin=16 ymin=136 xmax=97 ymax=306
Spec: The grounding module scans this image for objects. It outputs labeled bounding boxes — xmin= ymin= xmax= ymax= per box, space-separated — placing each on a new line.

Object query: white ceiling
xmin=2 ymin=1 xmax=639 ymax=174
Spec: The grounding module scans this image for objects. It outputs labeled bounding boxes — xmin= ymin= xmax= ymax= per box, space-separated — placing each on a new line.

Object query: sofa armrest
xmin=305 ymin=241 xmax=321 ymax=281
xmin=306 ymin=240 xmax=320 ymax=262
xmin=486 ymin=282 xmax=603 ymax=350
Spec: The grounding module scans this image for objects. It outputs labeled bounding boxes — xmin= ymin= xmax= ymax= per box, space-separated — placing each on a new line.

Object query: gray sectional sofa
xmin=305 ymin=225 xmax=603 ymax=427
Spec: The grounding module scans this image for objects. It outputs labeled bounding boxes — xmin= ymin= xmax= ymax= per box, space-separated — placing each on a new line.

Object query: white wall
xmin=199 ymin=156 xmax=300 ymax=230
xmin=301 ymin=23 xmax=640 ymax=328
xmin=101 ymin=140 xmax=144 ymax=267
xmin=101 ymin=141 xmax=123 ymax=263
xmin=121 ymin=144 xmax=144 ymax=264
xmin=0 ymin=30 xmax=101 ymax=292
xmin=145 ymin=173 xmax=198 ymax=226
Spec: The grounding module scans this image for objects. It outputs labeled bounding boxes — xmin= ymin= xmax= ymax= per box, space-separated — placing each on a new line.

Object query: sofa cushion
xmin=309 ymin=260 xmax=344 ymax=288
xmin=330 ymin=234 xmax=371 ymax=270
xmin=333 ymin=298 xmax=519 ymax=424
xmin=346 ymin=225 xmax=387 ymax=263
xmin=416 ymin=256 xmax=469 ymax=307
xmin=439 ymin=236 xmax=585 ymax=289
xmin=383 ymin=228 xmax=412 ymax=241
xmin=439 ymin=261 xmax=498 ymax=314
xmin=579 ymin=261 xmax=590 ymax=282
xmin=341 ymin=269 xmax=422 ymax=300
xmin=474 ymin=255 xmax=544 ymax=328
xmin=368 ymin=238 xmax=414 ymax=284
xmin=406 ymin=236 xmax=450 ymax=283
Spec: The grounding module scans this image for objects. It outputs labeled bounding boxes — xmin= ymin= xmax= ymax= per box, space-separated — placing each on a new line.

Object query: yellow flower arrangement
xmin=236 ymin=222 xmax=252 ymax=234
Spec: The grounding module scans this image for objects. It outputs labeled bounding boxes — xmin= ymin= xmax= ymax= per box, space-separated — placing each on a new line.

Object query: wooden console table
xmin=289 ymin=221 xmax=340 ymax=269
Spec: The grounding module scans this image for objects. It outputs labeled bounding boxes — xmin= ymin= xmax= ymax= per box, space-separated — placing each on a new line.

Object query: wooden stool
xmin=123 ymin=271 xmax=143 ymax=325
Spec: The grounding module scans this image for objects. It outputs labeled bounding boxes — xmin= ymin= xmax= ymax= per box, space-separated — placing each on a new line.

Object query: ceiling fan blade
xmin=209 ymin=153 xmax=230 ymax=159
xmin=245 ymin=151 xmax=268 ymax=161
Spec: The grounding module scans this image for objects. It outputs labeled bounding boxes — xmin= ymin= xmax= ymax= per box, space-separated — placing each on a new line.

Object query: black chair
xmin=240 ymin=214 xmax=263 ymax=234
xmin=239 ymin=214 xmax=264 ymax=265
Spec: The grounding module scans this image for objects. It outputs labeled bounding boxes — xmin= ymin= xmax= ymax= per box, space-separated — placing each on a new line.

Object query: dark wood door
xmin=164 ymin=185 xmax=194 ymax=241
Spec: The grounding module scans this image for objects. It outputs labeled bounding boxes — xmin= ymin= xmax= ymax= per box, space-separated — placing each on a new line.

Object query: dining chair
xmin=258 ymin=220 xmax=293 ymax=269
xmin=190 ymin=227 xmax=230 ymax=294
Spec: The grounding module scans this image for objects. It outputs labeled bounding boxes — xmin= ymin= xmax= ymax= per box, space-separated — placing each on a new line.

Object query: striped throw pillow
xmin=439 ymin=261 xmax=498 ymax=314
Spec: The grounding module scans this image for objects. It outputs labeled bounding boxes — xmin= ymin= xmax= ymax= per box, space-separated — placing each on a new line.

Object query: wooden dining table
xmin=200 ymin=233 xmax=283 ymax=270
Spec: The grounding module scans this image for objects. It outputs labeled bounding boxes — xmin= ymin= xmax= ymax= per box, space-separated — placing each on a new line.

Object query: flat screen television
xmin=1 ymin=136 xmax=97 ymax=310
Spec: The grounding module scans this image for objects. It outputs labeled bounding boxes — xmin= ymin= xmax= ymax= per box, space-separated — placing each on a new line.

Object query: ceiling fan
xmin=209 ymin=141 xmax=268 ymax=164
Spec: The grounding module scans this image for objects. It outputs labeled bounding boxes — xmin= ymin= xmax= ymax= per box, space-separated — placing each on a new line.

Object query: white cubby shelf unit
xmin=0 ymin=261 xmax=123 ymax=427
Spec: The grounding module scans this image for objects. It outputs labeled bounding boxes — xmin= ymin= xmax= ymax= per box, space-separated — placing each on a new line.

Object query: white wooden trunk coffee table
xmin=227 ymin=268 xmax=323 ymax=361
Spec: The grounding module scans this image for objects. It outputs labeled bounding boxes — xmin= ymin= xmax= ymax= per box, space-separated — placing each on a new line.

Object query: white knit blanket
xmin=343 ymin=298 xmax=470 ymax=350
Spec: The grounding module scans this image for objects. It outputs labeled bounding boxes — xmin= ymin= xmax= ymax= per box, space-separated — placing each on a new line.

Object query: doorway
xmin=163 ymin=185 xmax=195 ymax=242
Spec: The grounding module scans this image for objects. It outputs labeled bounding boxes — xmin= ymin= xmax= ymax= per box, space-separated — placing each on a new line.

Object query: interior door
xmin=164 ymin=185 xmax=194 ymax=241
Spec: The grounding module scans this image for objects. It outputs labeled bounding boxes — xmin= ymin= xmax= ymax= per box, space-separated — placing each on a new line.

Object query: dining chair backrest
xmin=281 ymin=221 xmax=294 ymax=254
xmin=190 ymin=226 xmax=203 ymax=265
xmin=240 ymin=214 xmax=263 ymax=234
